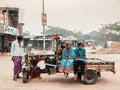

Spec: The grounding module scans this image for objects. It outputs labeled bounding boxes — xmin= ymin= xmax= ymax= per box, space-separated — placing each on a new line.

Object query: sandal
xmin=13 ymin=77 xmax=17 ymax=81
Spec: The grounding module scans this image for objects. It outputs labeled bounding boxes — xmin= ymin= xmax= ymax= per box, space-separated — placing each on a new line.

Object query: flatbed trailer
xmin=82 ymin=58 xmax=115 ymax=84
xmin=22 ymin=54 xmax=115 ymax=84
xmin=22 ymin=35 xmax=115 ymax=84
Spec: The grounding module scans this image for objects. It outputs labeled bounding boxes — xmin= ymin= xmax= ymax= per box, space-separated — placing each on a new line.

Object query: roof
xmin=63 ymin=36 xmax=78 ymax=41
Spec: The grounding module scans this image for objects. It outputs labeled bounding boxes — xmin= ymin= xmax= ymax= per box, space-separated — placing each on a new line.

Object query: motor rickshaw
xmin=22 ymin=36 xmax=115 ymax=84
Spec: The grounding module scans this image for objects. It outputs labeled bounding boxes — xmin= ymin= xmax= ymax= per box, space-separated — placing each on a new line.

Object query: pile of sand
xmin=93 ymin=42 xmax=120 ymax=54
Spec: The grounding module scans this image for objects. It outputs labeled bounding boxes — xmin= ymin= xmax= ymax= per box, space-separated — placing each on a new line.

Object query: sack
xmin=37 ymin=61 xmax=46 ymax=70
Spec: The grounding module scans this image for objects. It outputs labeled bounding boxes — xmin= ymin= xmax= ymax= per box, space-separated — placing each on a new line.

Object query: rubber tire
xmin=23 ymin=71 xmax=28 ymax=83
xmin=84 ymin=70 xmax=97 ymax=84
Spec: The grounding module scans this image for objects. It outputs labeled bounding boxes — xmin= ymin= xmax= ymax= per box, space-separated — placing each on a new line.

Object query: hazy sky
xmin=0 ymin=0 xmax=120 ymax=35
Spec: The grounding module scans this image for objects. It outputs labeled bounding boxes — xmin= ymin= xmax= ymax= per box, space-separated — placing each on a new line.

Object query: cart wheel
xmin=84 ymin=70 xmax=97 ymax=84
xmin=23 ymin=71 xmax=29 ymax=83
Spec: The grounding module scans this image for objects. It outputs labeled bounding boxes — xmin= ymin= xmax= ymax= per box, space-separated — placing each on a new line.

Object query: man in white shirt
xmin=11 ymin=36 xmax=24 ymax=81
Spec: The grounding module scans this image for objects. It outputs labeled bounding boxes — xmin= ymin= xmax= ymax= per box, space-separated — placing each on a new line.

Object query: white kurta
xmin=11 ymin=40 xmax=24 ymax=56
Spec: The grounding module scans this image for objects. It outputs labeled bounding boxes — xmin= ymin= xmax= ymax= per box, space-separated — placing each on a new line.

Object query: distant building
xmin=0 ymin=7 xmax=24 ymax=53
xmin=63 ymin=36 xmax=78 ymax=47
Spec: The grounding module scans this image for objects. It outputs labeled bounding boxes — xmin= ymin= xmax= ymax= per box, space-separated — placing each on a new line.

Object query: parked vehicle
xmin=22 ymin=53 xmax=115 ymax=84
xmin=22 ymin=36 xmax=115 ymax=84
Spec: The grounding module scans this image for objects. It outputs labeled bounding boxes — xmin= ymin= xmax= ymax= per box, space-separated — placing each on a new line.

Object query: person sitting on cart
xmin=54 ymin=34 xmax=60 ymax=49
xmin=73 ymin=42 xmax=86 ymax=81
xmin=59 ymin=42 xmax=75 ymax=77
xmin=57 ymin=42 xmax=66 ymax=61
xmin=29 ymin=56 xmax=43 ymax=79
xmin=56 ymin=42 xmax=66 ymax=72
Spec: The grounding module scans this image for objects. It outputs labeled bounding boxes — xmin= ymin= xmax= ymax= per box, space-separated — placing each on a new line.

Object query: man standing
xmin=11 ymin=36 xmax=24 ymax=81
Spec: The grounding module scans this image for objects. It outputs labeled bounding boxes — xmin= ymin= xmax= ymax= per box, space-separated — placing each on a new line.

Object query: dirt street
xmin=0 ymin=54 xmax=120 ymax=90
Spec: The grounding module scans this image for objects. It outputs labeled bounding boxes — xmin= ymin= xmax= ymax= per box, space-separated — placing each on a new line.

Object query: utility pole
xmin=42 ymin=0 xmax=46 ymax=51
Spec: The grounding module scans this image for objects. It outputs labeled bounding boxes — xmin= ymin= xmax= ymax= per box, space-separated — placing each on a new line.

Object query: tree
xmin=104 ymin=22 xmax=120 ymax=34
xmin=88 ymin=22 xmax=120 ymax=42
xmin=74 ymin=31 xmax=83 ymax=40
xmin=83 ymin=34 xmax=91 ymax=40
xmin=45 ymin=26 xmax=77 ymax=38
xmin=100 ymin=22 xmax=120 ymax=41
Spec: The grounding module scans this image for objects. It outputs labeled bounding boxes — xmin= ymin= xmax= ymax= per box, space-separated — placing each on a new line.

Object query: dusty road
xmin=0 ymin=54 xmax=120 ymax=90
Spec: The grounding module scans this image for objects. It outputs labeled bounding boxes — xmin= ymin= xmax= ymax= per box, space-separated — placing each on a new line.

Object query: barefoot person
xmin=11 ymin=36 xmax=24 ymax=81
xmin=59 ymin=42 xmax=75 ymax=77
xmin=74 ymin=42 xmax=86 ymax=81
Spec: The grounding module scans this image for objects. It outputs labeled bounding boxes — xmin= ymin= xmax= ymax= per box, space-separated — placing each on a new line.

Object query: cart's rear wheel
xmin=84 ymin=70 xmax=97 ymax=84
xmin=23 ymin=71 xmax=29 ymax=83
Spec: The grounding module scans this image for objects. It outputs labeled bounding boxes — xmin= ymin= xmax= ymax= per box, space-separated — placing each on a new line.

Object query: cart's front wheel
xmin=23 ymin=71 xmax=29 ymax=83
xmin=84 ymin=70 xmax=97 ymax=84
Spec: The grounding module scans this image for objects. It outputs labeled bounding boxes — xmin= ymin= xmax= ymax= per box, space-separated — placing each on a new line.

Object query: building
xmin=63 ymin=36 xmax=78 ymax=47
xmin=0 ymin=7 xmax=24 ymax=53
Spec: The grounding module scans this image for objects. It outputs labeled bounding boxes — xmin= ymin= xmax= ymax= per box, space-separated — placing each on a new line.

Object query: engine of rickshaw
xmin=24 ymin=54 xmax=57 ymax=77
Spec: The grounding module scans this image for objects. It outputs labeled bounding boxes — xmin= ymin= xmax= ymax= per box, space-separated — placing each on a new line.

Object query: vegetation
xmin=23 ymin=22 xmax=120 ymax=42
xmin=45 ymin=22 xmax=120 ymax=42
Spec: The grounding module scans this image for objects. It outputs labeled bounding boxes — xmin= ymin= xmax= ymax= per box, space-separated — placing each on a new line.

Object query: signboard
xmin=42 ymin=13 xmax=47 ymax=26
xmin=5 ymin=26 xmax=18 ymax=36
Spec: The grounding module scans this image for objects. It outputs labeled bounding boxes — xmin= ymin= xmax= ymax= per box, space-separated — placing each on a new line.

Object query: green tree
xmin=45 ymin=26 xmax=77 ymax=38
xmin=88 ymin=22 xmax=120 ymax=42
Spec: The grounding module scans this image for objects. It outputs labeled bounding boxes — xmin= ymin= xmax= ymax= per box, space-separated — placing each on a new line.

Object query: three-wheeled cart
xmin=22 ymin=53 xmax=115 ymax=84
xmin=22 ymin=35 xmax=115 ymax=84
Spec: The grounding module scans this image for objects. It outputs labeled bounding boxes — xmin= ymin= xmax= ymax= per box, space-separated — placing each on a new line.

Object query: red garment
xmin=37 ymin=57 xmax=45 ymax=61
xmin=30 ymin=70 xmax=40 ymax=78
xmin=54 ymin=35 xmax=60 ymax=40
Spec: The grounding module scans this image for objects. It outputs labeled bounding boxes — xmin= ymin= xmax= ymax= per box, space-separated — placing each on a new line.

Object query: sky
xmin=0 ymin=0 xmax=120 ymax=35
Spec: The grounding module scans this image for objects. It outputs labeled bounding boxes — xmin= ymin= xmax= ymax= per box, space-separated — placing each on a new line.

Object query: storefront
xmin=0 ymin=7 xmax=22 ymax=53
xmin=0 ymin=25 xmax=18 ymax=53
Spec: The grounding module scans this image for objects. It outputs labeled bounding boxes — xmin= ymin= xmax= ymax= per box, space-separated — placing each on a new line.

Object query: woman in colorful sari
xmin=59 ymin=42 xmax=75 ymax=77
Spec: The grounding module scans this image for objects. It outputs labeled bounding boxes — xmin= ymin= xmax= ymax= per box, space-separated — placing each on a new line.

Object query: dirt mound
xmin=93 ymin=42 xmax=120 ymax=54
